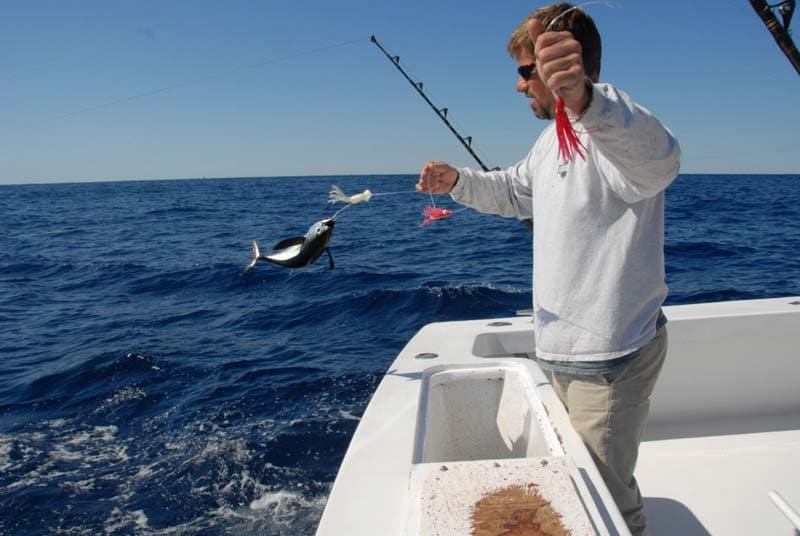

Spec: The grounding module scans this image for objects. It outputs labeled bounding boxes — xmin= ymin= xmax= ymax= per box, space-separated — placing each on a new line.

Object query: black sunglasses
xmin=517 ymin=63 xmax=537 ymax=80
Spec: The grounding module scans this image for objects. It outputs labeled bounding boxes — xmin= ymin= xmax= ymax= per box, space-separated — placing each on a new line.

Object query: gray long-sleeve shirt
xmin=451 ymin=83 xmax=680 ymax=361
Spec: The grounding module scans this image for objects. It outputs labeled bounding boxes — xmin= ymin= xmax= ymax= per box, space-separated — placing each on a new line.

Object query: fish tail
xmin=242 ymin=240 xmax=261 ymax=272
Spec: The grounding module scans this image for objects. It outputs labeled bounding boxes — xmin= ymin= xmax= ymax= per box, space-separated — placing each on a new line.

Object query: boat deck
xmin=639 ymin=297 xmax=800 ymax=534
xmin=640 ymin=425 xmax=800 ymax=534
xmin=316 ymin=297 xmax=800 ymax=535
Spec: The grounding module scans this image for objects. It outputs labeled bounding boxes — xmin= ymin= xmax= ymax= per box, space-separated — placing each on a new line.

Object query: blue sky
xmin=2 ymin=0 xmax=798 ymax=184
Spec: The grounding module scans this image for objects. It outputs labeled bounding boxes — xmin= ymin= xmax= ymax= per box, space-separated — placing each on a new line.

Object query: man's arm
xmin=580 ymin=84 xmax=681 ymax=202
xmin=417 ymin=159 xmax=534 ymax=220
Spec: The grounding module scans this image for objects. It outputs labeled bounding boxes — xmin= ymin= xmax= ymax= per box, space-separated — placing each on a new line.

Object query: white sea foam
xmin=4 ymin=418 xmax=131 ymax=500
xmin=95 ymin=387 xmax=147 ymax=414
xmin=421 ymin=282 xmax=529 ymax=298
xmin=65 ymin=431 xmax=92 ymax=445
xmin=250 ymin=490 xmax=296 ymax=511
xmin=96 ymin=425 xmax=119 ymax=441
xmin=194 ymin=438 xmax=250 ymax=465
xmin=0 ymin=437 xmax=12 ymax=471
xmin=133 ymin=463 xmax=157 ymax=481
xmin=338 ymin=409 xmax=361 ymax=421
xmin=51 ymin=444 xmax=83 ymax=462
xmin=4 ymin=409 xmax=329 ymax=534
xmin=248 ymin=489 xmax=328 ymax=530
xmin=60 ymin=478 xmax=96 ymax=493
xmin=103 ymin=507 xmax=149 ymax=534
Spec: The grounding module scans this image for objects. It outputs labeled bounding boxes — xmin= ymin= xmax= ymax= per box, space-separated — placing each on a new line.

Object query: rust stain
xmin=470 ymin=484 xmax=571 ymax=536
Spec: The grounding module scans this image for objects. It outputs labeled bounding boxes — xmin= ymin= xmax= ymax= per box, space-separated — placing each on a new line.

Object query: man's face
xmin=514 ymin=44 xmax=555 ymax=121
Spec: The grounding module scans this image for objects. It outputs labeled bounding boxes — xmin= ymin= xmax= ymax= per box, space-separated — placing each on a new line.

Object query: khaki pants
xmin=546 ymin=325 xmax=667 ymax=536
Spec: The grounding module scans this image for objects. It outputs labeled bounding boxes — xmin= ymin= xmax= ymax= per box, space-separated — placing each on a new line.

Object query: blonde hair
xmin=507 ymin=3 xmax=602 ymax=79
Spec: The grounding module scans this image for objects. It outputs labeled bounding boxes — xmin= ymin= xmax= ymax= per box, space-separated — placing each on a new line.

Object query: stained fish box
xmin=408 ymin=457 xmax=600 ymax=535
xmin=406 ymin=364 xmax=612 ymax=535
xmin=316 ymin=319 xmax=630 ymax=535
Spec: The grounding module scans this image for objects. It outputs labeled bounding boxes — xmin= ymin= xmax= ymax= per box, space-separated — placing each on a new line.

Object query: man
xmin=416 ymin=3 xmax=680 ymax=535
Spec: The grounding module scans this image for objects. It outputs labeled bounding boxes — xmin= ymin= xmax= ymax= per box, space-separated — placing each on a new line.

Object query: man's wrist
xmin=578 ymin=79 xmax=593 ymax=117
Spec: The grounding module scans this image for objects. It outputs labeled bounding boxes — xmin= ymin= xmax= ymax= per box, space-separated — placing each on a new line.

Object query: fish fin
xmin=272 ymin=236 xmax=305 ymax=250
xmin=326 ymin=248 xmax=334 ymax=269
xmin=242 ymin=240 xmax=261 ymax=273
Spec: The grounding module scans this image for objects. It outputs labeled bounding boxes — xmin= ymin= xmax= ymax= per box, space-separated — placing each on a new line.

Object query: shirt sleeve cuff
xmin=577 ymin=82 xmax=601 ymax=128
xmin=449 ymin=167 xmax=470 ymax=201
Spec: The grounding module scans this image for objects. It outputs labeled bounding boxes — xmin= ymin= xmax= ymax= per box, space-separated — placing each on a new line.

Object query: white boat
xmin=316 ymin=296 xmax=800 ymax=535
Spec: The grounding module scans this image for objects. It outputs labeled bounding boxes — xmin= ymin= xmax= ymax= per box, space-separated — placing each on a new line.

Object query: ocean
xmin=1 ymin=173 xmax=798 ymax=535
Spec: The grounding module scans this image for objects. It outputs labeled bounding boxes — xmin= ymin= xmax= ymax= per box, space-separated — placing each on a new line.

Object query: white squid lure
xmin=328 ymin=185 xmax=373 ymax=205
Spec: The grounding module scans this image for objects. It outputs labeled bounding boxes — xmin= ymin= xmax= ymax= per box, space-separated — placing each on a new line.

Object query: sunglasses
xmin=517 ymin=63 xmax=537 ymax=80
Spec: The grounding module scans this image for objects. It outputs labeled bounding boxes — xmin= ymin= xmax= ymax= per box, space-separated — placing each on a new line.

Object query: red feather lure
xmin=555 ymin=96 xmax=586 ymax=162
xmin=420 ymin=206 xmax=453 ymax=226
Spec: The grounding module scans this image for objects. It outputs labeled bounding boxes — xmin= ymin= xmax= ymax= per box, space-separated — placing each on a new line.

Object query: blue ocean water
xmin=1 ymin=174 xmax=798 ymax=535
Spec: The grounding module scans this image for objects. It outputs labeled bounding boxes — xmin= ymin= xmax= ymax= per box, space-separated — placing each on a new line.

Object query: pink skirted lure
xmin=420 ymin=206 xmax=453 ymax=227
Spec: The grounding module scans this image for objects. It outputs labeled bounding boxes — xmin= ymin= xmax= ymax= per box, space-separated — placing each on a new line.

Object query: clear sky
xmin=2 ymin=0 xmax=798 ymax=184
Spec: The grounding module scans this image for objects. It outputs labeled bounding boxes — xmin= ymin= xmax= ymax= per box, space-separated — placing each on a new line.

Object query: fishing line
xmin=15 ymin=37 xmax=367 ymax=129
xmin=0 ymin=11 xmax=225 ymax=82
xmin=328 ymin=185 xmax=420 ymax=204
xmin=327 ymin=182 xmax=461 ymax=227
xmin=332 ymin=204 xmax=352 ymax=220
xmin=546 ymin=0 xmax=620 ymax=29
xmin=426 ymin=175 xmax=437 ymax=208
xmin=370 ymin=190 xmax=418 ymax=197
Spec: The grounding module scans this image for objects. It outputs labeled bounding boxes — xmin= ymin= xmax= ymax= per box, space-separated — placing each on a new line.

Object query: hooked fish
xmin=243 ymin=218 xmax=336 ymax=272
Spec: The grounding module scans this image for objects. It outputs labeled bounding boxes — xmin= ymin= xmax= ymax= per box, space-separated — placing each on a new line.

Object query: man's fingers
xmin=419 ymin=161 xmax=445 ymax=193
xmin=536 ymin=31 xmax=573 ymax=52
xmin=418 ymin=161 xmax=456 ymax=194
xmin=528 ymin=18 xmax=545 ymax=44
xmin=541 ymin=55 xmax=583 ymax=91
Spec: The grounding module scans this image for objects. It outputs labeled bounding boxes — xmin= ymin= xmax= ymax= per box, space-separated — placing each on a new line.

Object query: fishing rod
xmin=370 ymin=35 xmax=497 ymax=172
xmin=750 ymin=0 xmax=800 ymax=76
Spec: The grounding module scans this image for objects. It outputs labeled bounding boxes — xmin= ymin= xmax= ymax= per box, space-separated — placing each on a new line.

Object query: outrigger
xmin=750 ymin=0 xmax=800 ymax=76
